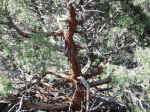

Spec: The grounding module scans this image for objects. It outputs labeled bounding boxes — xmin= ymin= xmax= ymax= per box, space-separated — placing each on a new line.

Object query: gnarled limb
xmin=90 ymin=76 xmax=112 ymax=87
xmin=6 ymin=16 xmax=65 ymax=38
xmin=5 ymin=95 xmax=69 ymax=111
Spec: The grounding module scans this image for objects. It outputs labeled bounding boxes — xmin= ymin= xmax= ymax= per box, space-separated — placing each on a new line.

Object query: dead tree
xmin=2 ymin=2 xmax=112 ymax=112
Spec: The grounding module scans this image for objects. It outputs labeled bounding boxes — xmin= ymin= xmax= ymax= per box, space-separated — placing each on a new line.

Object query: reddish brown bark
xmin=64 ymin=4 xmax=82 ymax=81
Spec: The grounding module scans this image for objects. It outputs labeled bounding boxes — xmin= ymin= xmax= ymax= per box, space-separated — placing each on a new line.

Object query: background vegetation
xmin=0 ymin=0 xmax=150 ymax=111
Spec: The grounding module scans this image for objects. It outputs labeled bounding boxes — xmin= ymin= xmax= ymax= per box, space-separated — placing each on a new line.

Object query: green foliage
xmin=134 ymin=47 xmax=150 ymax=76
xmin=100 ymin=47 xmax=150 ymax=111
xmin=14 ymin=0 xmax=31 ymax=7
xmin=15 ymin=35 xmax=53 ymax=73
xmin=0 ymin=0 xmax=9 ymax=16
xmin=0 ymin=76 xmax=12 ymax=97
xmin=102 ymin=48 xmax=150 ymax=88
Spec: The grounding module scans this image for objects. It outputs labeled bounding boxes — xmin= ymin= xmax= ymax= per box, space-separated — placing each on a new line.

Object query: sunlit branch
xmin=6 ymin=16 xmax=64 ymax=38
